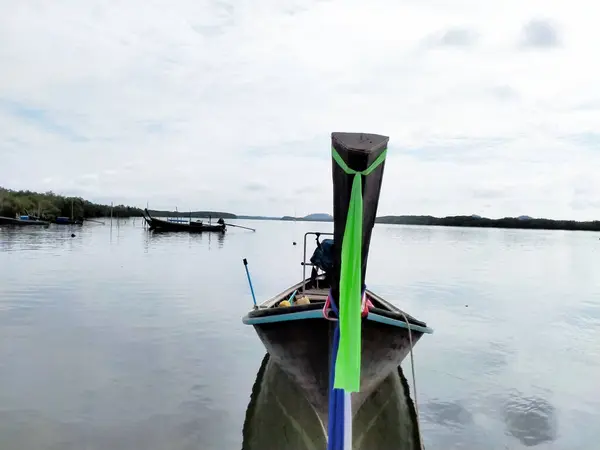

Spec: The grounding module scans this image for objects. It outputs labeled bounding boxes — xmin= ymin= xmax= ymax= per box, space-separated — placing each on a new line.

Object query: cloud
xmin=0 ymin=0 xmax=599 ymax=219
xmin=487 ymin=85 xmax=520 ymax=101
xmin=0 ymin=98 xmax=88 ymax=142
xmin=244 ymin=181 xmax=269 ymax=192
xmin=519 ymin=19 xmax=561 ymax=49
xmin=423 ymin=27 xmax=479 ymax=48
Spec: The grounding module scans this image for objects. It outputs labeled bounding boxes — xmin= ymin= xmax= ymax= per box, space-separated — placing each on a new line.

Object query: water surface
xmin=1 ymin=220 xmax=599 ymax=449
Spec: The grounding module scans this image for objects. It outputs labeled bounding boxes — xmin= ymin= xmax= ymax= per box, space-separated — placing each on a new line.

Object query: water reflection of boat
xmin=242 ymin=353 xmax=422 ymax=450
xmin=144 ymin=225 xmax=226 ymax=248
xmin=241 ymin=132 xmax=433 ymax=439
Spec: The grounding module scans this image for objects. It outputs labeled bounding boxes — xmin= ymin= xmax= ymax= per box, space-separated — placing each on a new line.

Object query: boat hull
xmin=148 ymin=219 xmax=225 ymax=233
xmin=248 ymin=312 xmax=423 ymax=425
xmin=55 ymin=217 xmax=84 ymax=225
xmin=0 ymin=216 xmax=49 ymax=226
xmin=143 ymin=210 xmax=225 ymax=233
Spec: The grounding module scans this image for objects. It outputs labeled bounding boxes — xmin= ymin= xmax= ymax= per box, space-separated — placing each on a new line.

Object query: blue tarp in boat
xmin=310 ymin=238 xmax=334 ymax=273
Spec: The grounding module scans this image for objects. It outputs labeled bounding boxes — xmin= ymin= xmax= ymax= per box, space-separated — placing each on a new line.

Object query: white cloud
xmin=1 ymin=0 xmax=599 ymax=219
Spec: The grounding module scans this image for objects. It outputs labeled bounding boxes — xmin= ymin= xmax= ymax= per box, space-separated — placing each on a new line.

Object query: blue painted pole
xmin=243 ymin=258 xmax=257 ymax=308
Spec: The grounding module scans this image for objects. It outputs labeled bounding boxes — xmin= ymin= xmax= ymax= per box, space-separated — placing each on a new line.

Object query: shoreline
xmin=3 ymin=187 xmax=598 ymax=233
xmin=241 ymin=215 xmax=600 ymax=233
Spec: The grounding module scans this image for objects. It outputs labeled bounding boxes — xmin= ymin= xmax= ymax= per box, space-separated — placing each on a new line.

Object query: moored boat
xmin=54 ymin=199 xmax=84 ymax=225
xmin=0 ymin=215 xmax=50 ymax=227
xmin=55 ymin=217 xmax=84 ymax=225
xmin=142 ymin=209 xmax=226 ymax=233
xmin=241 ymin=132 xmax=433 ymax=442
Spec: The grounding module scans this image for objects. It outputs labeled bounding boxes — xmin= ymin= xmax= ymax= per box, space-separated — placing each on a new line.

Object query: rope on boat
xmin=399 ymin=310 xmax=425 ymax=450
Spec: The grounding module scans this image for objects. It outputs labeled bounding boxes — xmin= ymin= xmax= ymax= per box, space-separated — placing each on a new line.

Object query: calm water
xmin=1 ymin=220 xmax=599 ymax=449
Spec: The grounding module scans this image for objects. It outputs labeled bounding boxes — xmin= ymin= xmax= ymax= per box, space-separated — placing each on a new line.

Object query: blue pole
xmin=243 ymin=258 xmax=257 ymax=308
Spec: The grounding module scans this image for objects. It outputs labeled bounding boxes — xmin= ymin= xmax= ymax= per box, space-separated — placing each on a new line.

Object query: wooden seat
xmin=301 ymin=289 xmax=329 ymax=302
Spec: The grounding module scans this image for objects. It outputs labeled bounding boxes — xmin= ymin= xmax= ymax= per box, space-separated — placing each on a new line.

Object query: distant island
xmin=281 ymin=213 xmax=334 ymax=222
xmin=253 ymin=212 xmax=600 ymax=232
xmin=2 ymin=187 xmax=599 ymax=232
xmin=375 ymin=214 xmax=600 ymax=232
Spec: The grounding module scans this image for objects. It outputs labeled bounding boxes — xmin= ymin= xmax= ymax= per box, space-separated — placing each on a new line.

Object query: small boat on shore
xmin=142 ymin=209 xmax=226 ymax=233
xmin=241 ymin=132 xmax=433 ymax=445
xmin=54 ymin=217 xmax=84 ymax=225
xmin=54 ymin=200 xmax=84 ymax=225
xmin=0 ymin=215 xmax=49 ymax=227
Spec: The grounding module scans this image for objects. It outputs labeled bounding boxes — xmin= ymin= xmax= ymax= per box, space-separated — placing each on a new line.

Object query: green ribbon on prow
xmin=332 ymin=146 xmax=387 ymax=393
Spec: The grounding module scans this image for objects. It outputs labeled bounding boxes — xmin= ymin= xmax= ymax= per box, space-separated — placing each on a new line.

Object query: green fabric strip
xmin=334 ymin=172 xmax=363 ymax=392
xmin=331 ymin=145 xmax=387 ymax=393
xmin=331 ymin=147 xmax=387 ymax=176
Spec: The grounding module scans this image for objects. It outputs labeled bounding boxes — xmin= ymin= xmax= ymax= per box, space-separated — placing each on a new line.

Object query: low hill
xmin=281 ymin=213 xmax=333 ymax=222
xmin=375 ymin=215 xmax=600 ymax=232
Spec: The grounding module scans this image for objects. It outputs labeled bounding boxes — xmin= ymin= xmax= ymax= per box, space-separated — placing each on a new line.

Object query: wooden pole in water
xmin=110 ymin=202 xmax=113 ymax=228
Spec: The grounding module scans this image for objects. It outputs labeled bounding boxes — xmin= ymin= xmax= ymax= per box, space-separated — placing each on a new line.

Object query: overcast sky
xmin=1 ymin=0 xmax=599 ymax=219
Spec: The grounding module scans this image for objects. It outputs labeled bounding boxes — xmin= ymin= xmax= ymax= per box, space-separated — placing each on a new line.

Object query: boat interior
xmin=245 ymin=232 xmax=428 ymax=330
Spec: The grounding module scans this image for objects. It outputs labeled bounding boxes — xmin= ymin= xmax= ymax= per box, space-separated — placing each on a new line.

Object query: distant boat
xmin=26 ymin=213 xmax=83 ymax=226
xmin=142 ymin=208 xmax=226 ymax=233
xmin=0 ymin=215 xmax=49 ymax=227
xmin=54 ymin=199 xmax=84 ymax=225
xmin=241 ymin=132 xmax=433 ymax=437
xmin=54 ymin=217 xmax=84 ymax=225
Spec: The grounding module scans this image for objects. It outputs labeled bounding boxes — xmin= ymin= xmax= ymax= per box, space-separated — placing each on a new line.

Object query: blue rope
xmin=327 ymin=291 xmax=344 ymax=450
xmin=326 ymin=286 xmax=366 ymax=450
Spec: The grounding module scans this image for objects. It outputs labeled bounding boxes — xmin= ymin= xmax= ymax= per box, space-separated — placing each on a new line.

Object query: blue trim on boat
xmin=242 ymin=309 xmax=322 ymax=325
xmin=242 ymin=310 xmax=434 ymax=334
xmin=367 ymin=313 xmax=433 ymax=334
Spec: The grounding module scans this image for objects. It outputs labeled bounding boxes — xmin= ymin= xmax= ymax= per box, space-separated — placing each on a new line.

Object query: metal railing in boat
xmin=301 ymin=231 xmax=333 ymax=294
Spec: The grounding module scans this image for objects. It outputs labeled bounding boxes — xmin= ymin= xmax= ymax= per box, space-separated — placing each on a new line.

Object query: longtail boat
xmin=241 ymin=353 xmax=422 ymax=449
xmin=242 ymin=132 xmax=433 ymax=447
xmin=0 ymin=215 xmax=50 ymax=227
xmin=55 ymin=199 xmax=83 ymax=225
xmin=142 ymin=209 xmax=226 ymax=233
xmin=54 ymin=217 xmax=84 ymax=225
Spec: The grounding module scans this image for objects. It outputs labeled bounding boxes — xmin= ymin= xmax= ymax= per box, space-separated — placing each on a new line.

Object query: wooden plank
xmin=303 ymin=289 xmax=329 ymax=299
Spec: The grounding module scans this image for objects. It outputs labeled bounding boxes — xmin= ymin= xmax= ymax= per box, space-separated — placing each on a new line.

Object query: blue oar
xmin=243 ymin=258 xmax=257 ymax=308
xmin=288 ymin=289 xmax=298 ymax=305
